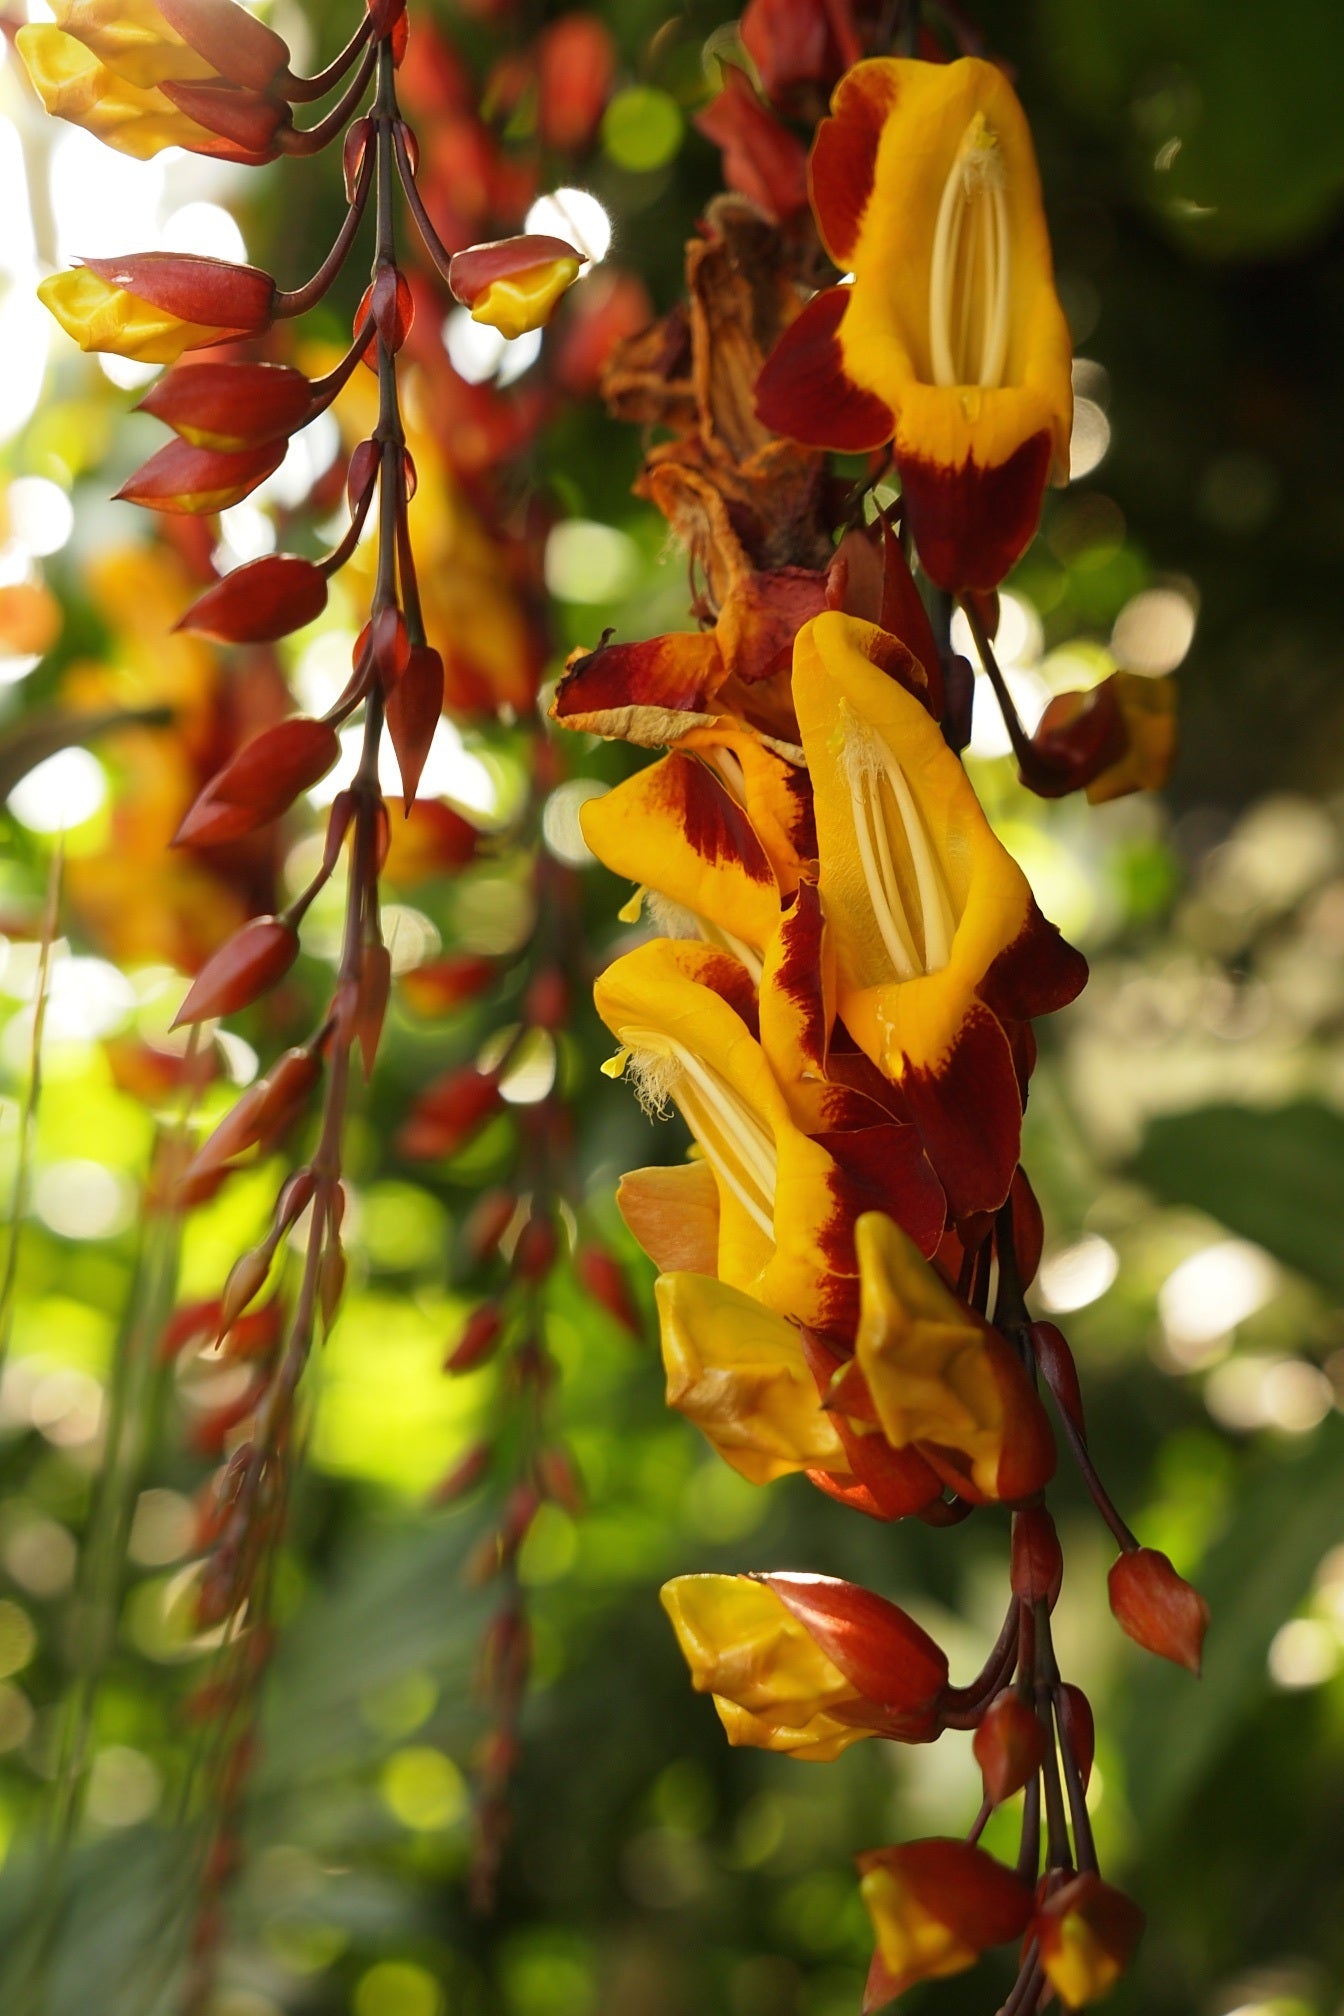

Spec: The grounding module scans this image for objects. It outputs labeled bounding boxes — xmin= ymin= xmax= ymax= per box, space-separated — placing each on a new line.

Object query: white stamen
xmin=929 ymin=114 xmax=1011 ymax=390
xmin=622 ymin=1030 xmax=777 ymax=1242
xmin=840 ymin=713 xmax=956 ymax=979
xmin=705 ymin=747 xmax=749 ymax=808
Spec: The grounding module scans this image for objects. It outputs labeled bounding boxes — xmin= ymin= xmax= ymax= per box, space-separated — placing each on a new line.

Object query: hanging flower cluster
xmin=557 ymin=20 xmax=1200 ymax=2013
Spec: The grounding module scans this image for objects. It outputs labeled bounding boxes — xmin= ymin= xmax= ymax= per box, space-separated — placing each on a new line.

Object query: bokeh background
xmin=0 ymin=2 xmax=1342 ymax=2014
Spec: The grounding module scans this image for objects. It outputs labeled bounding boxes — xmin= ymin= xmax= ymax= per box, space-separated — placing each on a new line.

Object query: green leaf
xmin=1133 ymin=1102 xmax=1344 ymax=1295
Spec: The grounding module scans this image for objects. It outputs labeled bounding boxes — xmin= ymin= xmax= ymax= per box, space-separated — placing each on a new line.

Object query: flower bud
xmin=158 ymin=76 xmax=289 ymax=155
xmin=536 ymin=14 xmax=613 ymax=151
xmin=400 ymin=954 xmax=496 ymax=1018
xmin=1108 ymin=1547 xmax=1209 ymax=1676
xmin=1034 ymin=1873 xmax=1144 ymax=2007
xmin=396 ymin=1069 xmax=502 ymax=1161
xmin=116 ymin=437 xmax=286 ymax=515
xmin=16 ymin=25 xmax=269 ymax=164
xmin=857 ymin=1838 xmax=1033 ymax=1999
xmin=139 ymin=360 xmax=312 ymax=452
xmin=171 ymin=916 xmax=299 ymax=1029
xmin=175 ymin=718 xmax=341 ymax=847
xmin=1057 ymin=1681 xmax=1095 ymax=1791
xmin=972 ymin=1690 xmax=1047 ymax=1806
xmin=575 ymin=1240 xmax=640 ymax=1335
xmin=176 ymin=554 xmax=328 ymax=644
xmin=460 ymin=1187 xmax=517 ymax=1264
xmin=431 ymin=1442 xmax=491 ymax=1504
xmin=448 ymin=234 xmax=584 ymax=341
xmin=512 ymin=1210 xmax=558 ymax=1284
xmin=385 ymin=643 xmax=444 ymax=806
xmin=446 ymin=1304 xmax=505 ymax=1374
xmin=1029 ymin=1319 xmax=1087 ymax=1440
xmin=1011 ymin=1505 xmax=1063 ymax=1608
xmin=39 ymin=251 xmax=275 ymax=362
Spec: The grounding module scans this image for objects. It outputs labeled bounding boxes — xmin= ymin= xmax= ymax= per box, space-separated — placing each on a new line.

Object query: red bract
xmin=857 ymin=1837 xmax=1034 ymax=2000
xmin=973 ymin=1691 xmax=1047 ymax=1805
xmin=160 ymin=78 xmax=290 ymax=155
xmin=1108 ymin=1547 xmax=1209 ymax=1676
xmin=139 ymin=362 xmax=312 ymax=452
xmin=397 ymin=1067 xmax=501 ymax=1160
xmin=174 ymin=719 xmax=342 ymax=848
xmin=177 ymin=555 xmax=329 ymax=644
xmin=171 ymin=917 xmax=300 ymax=1029
xmin=694 ymin=64 xmax=809 ymax=223
xmin=81 ymin=253 xmax=276 ymax=336
xmin=116 ymin=438 xmax=286 ymax=515
xmin=759 ymin=1573 xmax=949 ymax=1736
xmin=1030 ymin=1320 xmax=1087 ymax=1440
xmin=1033 ymin=1874 xmax=1145 ymax=2008
xmin=386 ymin=644 xmax=444 ymax=805
xmin=741 ymin=0 xmax=862 ymax=110
xmin=1012 ymin=1505 xmax=1063 ymax=1607
xmin=356 ymin=271 xmax=414 ymax=361
xmin=156 ymin=0 xmax=293 ymax=94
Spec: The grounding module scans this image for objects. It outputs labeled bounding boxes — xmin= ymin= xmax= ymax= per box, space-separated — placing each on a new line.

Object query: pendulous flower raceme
xmin=554 ymin=8 xmax=1203 ymax=2012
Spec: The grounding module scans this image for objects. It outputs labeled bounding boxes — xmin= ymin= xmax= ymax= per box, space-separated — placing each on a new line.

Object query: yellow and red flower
xmin=858 ymin=1837 xmax=1034 ymax=2005
xmin=662 ymin=1571 xmax=949 ymax=1758
xmin=756 ymin=57 xmax=1073 ymax=592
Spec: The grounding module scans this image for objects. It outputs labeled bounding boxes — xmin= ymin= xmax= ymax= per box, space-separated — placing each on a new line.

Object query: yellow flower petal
xmin=17 ymin=25 xmax=216 ymax=158
xmin=38 ymin=268 xmax=219 ymax=365
xmin=470 ymin=256 xmax=582 ymax=340
xmin=48 ymin=0 xmax=215 ymax=88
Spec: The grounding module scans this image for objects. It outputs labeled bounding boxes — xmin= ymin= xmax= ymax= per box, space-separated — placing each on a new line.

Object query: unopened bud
xmin=513 ymin=1210 xmax=558 ymax=1284
xmin=1108 ymin=1547 xmax=1208 ymax=1676
xmin=446 ymin=1304 xmax=505 ymax=1374
xmin=431 ymin=1442 xmax=491 ymax=1504
xmin=448 ymin=233 xmax=584 ymax=340
xmin=1011 ymin=1506 xmax=1063 ymax=1608
xmin=973 ymin=1690 xmax=1047 ymax=1806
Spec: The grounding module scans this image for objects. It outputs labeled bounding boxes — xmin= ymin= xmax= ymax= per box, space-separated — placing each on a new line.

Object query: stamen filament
xmin=929 ymin=114 xmax=1011 ymax=390
xmin=622 ymin=1031 xmax=777 ymax=1242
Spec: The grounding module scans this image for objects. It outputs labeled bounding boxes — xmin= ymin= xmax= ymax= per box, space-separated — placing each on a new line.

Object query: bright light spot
xmin=541 ymin=778 xmax=607 ymax=866
xmin=50 ymin=128 xmax=164 ymax=266
xmin=380 ymin=1747 xmax=467 ymax=1831
xmin=479 ymin=1025 xmax=557 ymax=1106
xmin=0 ymin=653 xmax=41 ymax=687
xmin=968 ymin=666 xmax=1049 ymax=760
xmin=3 ymin=1510 xmax=77 ymax=1596
xmin=443 ymin=305 xmax=542 ymax=387
xmin=29 ymin=1363 xmax=104 ymax=1446
xmin=33 ymin=1160 xmax=134 ymax=1241
xmin=1069 ymin=397 xmax=1112 ymax=480
xmin=1267 ymin=1617 xmax=1338 ymax=1690
xmin=160 ymin=201 xmax=246 ymax=263
xmin=128 ymin=1489 xmax=195 ymax=1568
xmin=382 ymin=904 xmax=441 ymax=974
xmin=99 ymin=354 xmax=160 ymax=392
xmin=0 ymin=119 xmax=36 ymax=276
xmin=1259 ymin=1359 xmax=1333 ymax=1435
xmin=9 ymin=747 xmax=107 ymax=832
xmin=255 ymin=411 xmax=341 ymax=511
xmin=45 ymin=957 xmax=136 ymax=1040
xmin=215 ymin=1030 xmax=260 ymax=1086
xmin=544 ymin=519 xmax=640 ymax=603
xmin=214 ymin=502 xmax=276 ymax=570
xmin=6 ymin=476 xmax=73 ymax=557
xmin=1038 ymin=1233 xmax=1119 ymax=1314
xmin=602 ymin=85 xmax=684 ymax=172
xmin=950 ymin=591 xmax=1042 ymax=670
xmin=1159 ymin=1239 xmax=1277 ymax=1355
xmin=86 ymin=1745 xmax=162 ymax=1828
xmin=310 ymin=719 xmax=497 ymax=817
xmin=293 ymin=629 xmax=357 ymax=716
xmin=1111 ymin=586 xmax=1197 ymax=676
xmin=525 ymin=187 xmax=611 ymax=263
xmin=0 ymin=289 xmax=51 ymax=443
xmin=0 ymin=1685 xmax=34 ymax=1754
xmin=353 ymin=1960 xmax=445 ymax=2016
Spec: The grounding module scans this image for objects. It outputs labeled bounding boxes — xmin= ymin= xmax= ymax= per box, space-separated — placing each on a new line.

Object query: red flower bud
xmin=1029 ymin=1321 xmax=1087 ymax=1441
xmin=448 ymin=234 xmax=584 ymax=339
xmin=431 ymin=1442 xmax=491 ymax=1503
xmin=575 ymin=1240 xmax=640 ymax=1335
xmin=159 ymin=78 xmax=290 ymax=156
xmin=217 ymin=1243 xmax=272 ymax=1336
xmin=177 ymin=555 xmax=328 ymax=644
xmin=344 ymin=117 xmax=373 ymax=202
xmin=1023 ymin=679 xmax=1130 ymax=800
xmin=116 ymin=437 xmax=285 ymax=515
xmin=857 ymin=1837 xmax=1033 ymax=2005
xmin=385 ymin=643 xmax=444 ymax=806
xmin=1011 ymin=1505 xmax=1063 ymax=1608
xmin=171 ymin=916 xmax=299 ymax=1028
xmin=740 ymin=0 xmax=860 ymax=110
xmin=446 ymin=1304 xmax=505 ymax=1373
xmin=1034 ymin=1872 xmax=1144 ymax=2008
xmin=82 ymin=252 xmax=275 ymax=336
xmin=396 ymin=1067 xmax=501 ymax=1160
xmin=178 ymin=1046 xmax=320 ymax=1191
xmin=1108 ymin=1547 xmax=1209 ymax=1676
xmin=694 ymin=64 xmax=809 ymax=223
xmin=174 ymin=718 xmax=341 ymax=847
xmin=354 ymin=941 xmax=392 ymax=1082
xmin=356 ymin=270 xmax=414 ymax=363
xmin=347 ymin=437 xmax=380 ymax=511
xmin=461 ymin=1187 xmax=517 ymax=1264
xmin=536 ymin=14 xmax=613 ymax=150
xmin=973 ymin=1690 xmax=1047 ymax=1806
xmin=759 ymin=1573 xmax=949 ymax=1735
xmin=512 ymin=1210 xmax=558 ymax=1284
xmin=156 ymin=0 xmax=292 ymax=94
xmin=370 ymin=605 xmax=411 ymax=688
xmin=535 ymin=1445 xmax=584 ymax=1516
xmin=400 ymin=953 xmax=496 ymax=1017
xmin=524 ymin=965 xmax=569 ymax=1031
xmin=139 ymin=362 xmax=312 ymax=452
xmin=1057 ymin=1682 xmax=1095 ymax=1791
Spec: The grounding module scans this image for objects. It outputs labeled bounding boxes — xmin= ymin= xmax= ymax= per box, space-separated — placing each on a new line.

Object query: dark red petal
xmin=896 ymin=430 xmax=1054 ymax=595
xmin=177 ymin=554 xmax=328 ymax=643
xmin=694 ymin=64 xmax=809 ymax=223
xmin=754 ymin=286 xmax=894 ymax=453
xmin=82 ymin=253 xmax=276 ymax=334
xmin=115 ymin=437 xmax=285 ymax=514
xmin=159 ymin=78 xmax=289 ymax=153
xmin=155 ymin=0 xmax=291 ymax=92
xmin=809 ymin=59 xmax=898 ymax=267
xmin=979 ymin=903 xmax=1088 ymax=1027
xmin=758 ymin=1572 xmax=948 ymax=1721
xmin=901 ymin=1003 xmax=1022 ymax=1225
xmin=385 ymin=643 xmax=444 ymax=806
xmin=138 ymin=361 xmax=312 ymax=450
